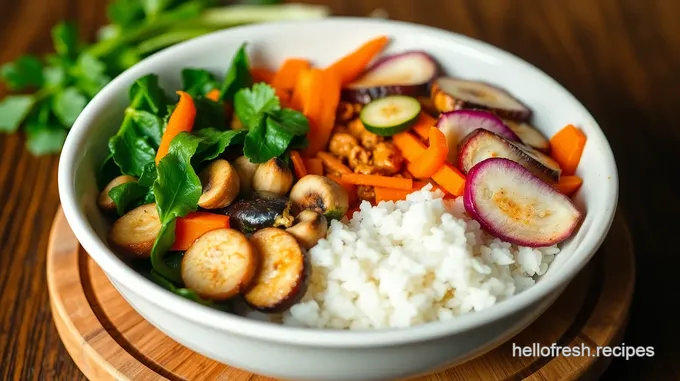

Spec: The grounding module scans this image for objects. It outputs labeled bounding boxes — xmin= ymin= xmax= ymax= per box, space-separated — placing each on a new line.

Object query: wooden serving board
xmin=47 ymin=207 xmax=635 ymax=381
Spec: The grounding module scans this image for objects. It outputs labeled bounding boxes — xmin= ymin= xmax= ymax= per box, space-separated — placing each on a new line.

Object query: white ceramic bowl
xmin=58 ymin=18 xmax=618 ymax=381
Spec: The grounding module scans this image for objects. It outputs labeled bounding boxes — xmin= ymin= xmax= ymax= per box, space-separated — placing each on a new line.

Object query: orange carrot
xmin=341 ymin=173 xmax=412 ymax=190
xmin=326 ymin=36 xmax=390 ymax=85
xmin=554 ymin=175 xmax=583 ymax=195
xmin=327 ymin=174 xmax=357 ymax=204
xmin=407 ymin=127 xmax=449 ymax=179
xmin=375 ymin=187 xmax=411 ymax=203
xmin=317 ymin=152 xmax=352 ymax=174
xmin=301 ymin=69 xmax=341 ymax=157
xmin=393 ymin=131 xmax=466 ymax=196
xmin=290 ymin=66 xmax=311 ymax=111
xmin=156 ymin=91 xmax=196 ymax=164
xmin=272 ymin=58 xmax=311 ymax=92
xmin=431 ymin=164 xmax=466 ymax=196
xmin=171 ymin=212 xmax=230 ymax=251
xmin=206 ymin=88 xmax=220 ymax=101
xmin=411 ymin=112 xmax=437 ymax=141
xmin=290 ymin=150 xmax=307 ymax=179
xmin=251 ymin=67 xmax=275 ymax=84
xmin=549 ymin=124 xmax=587 ymax=175
xmin=303 ymin=158 xmax=324 ymax=176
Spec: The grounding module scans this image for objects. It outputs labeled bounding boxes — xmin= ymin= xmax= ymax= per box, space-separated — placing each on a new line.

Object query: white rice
xmin=280 ymin=185 xmax=560 ymax=330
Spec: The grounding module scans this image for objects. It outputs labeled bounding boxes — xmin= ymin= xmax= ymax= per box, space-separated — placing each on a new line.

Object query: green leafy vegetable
xmin=0 ymin=0 xmax=328 ymax=156
xmin=150 ymin=132 xmax=203 ymax=283
xmin=233 ymin=82 xmax=309 ymax=163
xmin=128 ymin=109 xmax=164 ymax=149
xmin=193 ymin=97 xmax=227 ymax=130
xmin=149 ymin=269 xmax=232 ymax=311
xmin=193 ymin=128 xmax=246 ymax=163
xmin=219 ymin=43 xmax=252 ymax=102
xmin=0 ymin=56 xmax=43 ymax=91
xmin=181 ymin=68 xmax=219 ymax=98
xmin=0 ymin=96 xmax=35 ymax=133
xmin=108 ymin=162 xmax=158 ymax=215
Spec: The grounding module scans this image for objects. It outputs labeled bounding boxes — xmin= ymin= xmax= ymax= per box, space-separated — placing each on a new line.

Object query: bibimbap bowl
xmin=58 ymin=18 xmax=618 ymax=381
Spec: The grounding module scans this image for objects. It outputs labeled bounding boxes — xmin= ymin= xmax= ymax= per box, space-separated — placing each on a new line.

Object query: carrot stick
xmin=272 ymin=58 xmax=311 ymax=92
xmin=251 ymin=67 xmax=275 ymax=84
xmin=326 ymin=35 xmax=390 ymax=85
xmin=317 ymin=152 xmax=352 ymax=174
xmin=171 ymin=212 xmax=230 ymax=251
xmin=327 ymin=174 xmax=357 ymax=204
xmin=206 ymin=88 xmax=220 ymax=101
xmin=554 ymin=175 xmax=583 ymax=195
xmin=393 ymin=131 xmax=466 ymax=196
xmin=375 ymin=187 xmax=412 ymax=203
xmin=156 ymin=91 xmax=196 ymax=164
xmin=411 ymin=112 xmax=437 ymax=141
xmin=289 ymin=150 xmax=307 ymax=179
xmin=303 ymin=158 xmax=323 ymax=176
xmin=302 ymin=69 xmax=341 ymax=157
xmin=290 ymin=66 xmax=311 ymax=111
xmin=549 ymin=124 xmax=586 ymax=175
xmin=407 ymin=127 xmax=449 ymax=179
xmin=341 ymin=173 xmax=412 ymax=190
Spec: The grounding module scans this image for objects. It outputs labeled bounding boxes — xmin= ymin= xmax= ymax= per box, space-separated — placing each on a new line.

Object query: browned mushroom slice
xmin=252 ymin=158 xmax=294 ymax=196
xmin=108 ymin=203 xmax=161 ymax=258
xmin=244 ymin=228 xmax=309 ymax=313
xmin=232 ymin=155 xmax=260 ymax=194
xmin=98 ymin=175 xmax=137 ymax=212
xmin=198 ymin=159 xmax=240 ymax=209
xmin=181 ymin=228 xmax=258 ymax=301
xmin=286 ymin=210 xmax=328 ymax=249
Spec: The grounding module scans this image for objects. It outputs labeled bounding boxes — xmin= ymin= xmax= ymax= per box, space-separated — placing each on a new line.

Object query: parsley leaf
xmin=193 ymin=97 xmax=226 ymax=130
xmin=26 ymin=123 xmax=67 ymax=155
xmin=0 ymin=56 xmax=44 ymax=91
xmin=219 ymin=42 xmax=252 ymax=102
xmin=233 ymin=82 xmax=279 ymax=126
xmin=53 ymin=87 xmax=88 ymax=127
xmin=193 ymin=128 xmax=246 ymax=163
xmin=0 ymin=95 xmax=35 ymax=133
xmin=52 ymin=22 xmax=79 ymax=59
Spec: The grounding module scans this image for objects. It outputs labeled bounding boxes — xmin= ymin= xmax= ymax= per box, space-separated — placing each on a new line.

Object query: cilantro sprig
xmin=0 ymin=0 xmax=329 ymax=155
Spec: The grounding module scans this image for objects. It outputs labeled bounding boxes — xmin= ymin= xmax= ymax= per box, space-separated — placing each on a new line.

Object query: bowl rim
xmin=58 ymin=16 xmax=619 ymax=347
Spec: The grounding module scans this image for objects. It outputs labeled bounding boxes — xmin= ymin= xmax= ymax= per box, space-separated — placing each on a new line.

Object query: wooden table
xmin=0 ymin=1 xmax=677 ymax=380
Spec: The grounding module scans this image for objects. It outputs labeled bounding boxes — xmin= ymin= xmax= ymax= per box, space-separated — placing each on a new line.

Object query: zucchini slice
xmin=359 ymin=95 xmax=421 ymax=136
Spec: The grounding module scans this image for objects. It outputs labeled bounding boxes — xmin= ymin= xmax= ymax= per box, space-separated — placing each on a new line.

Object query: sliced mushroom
xmin=108 ymin=203 xmax=160 ymax=259
xmin=289 ymin=175 xmax=349 ymax=220
xmin=244 ymin=228 xmax=309 ymax=312
xmin=98 ymin=175 xmax=137 ymax=212
xmin=198 ymin=159 xmax=240 ymax=209
xmin=181 ymin=228 xmax=258 ymax=301
xmin=252 ymin=157 xmax=293 ymax=196
xmin=286 ymin=210 xmax=327 ymax=249
xmin=232 ymin=155 xmax=260 ymax=194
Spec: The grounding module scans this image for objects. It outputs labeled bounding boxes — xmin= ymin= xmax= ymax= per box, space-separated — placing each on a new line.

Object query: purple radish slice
xmin=503 ymin=119 xmax=550 ymax=153
xmin=458 ymin=129 xmax=561 ymax=184
xmin=435 ymin=109 xmax=520 ymax=162
xmin=464 ymin=157 xmax=581 ymax=247
xmin=341 ymin=51 xmax=439 ymax=104
xmin=431 ymin=77 xmax=532 ymax=121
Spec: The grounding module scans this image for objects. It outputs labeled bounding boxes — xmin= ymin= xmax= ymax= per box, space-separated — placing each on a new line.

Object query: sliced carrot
xmin=156 ymin=91 xmax=196 ymax=164
xmin=251 ymin=67 xmax=275 ymax=84
xmin=326 ymin=35 xmax=390 ymax=85
xmin=327 ymin=174 xmax=357 ymax=204
xmin=171 ymin=212 xmax=230 ymax=251
xmin=301 ymin=69 xmax=341 ymax=157
xmin=206 ymin=88 xmax=220 ymax=101
xmin=341 ymin=173 xmax=412 ymax=190
xmin=549 ymin=124 xmax=586 ymax=175
xmin=554 ymin=175 xmax=583 ymax=195
xmin=272 ymin=58 xmax=311 ymax=92
xmin=393 ymin=131 xmax=466 ymax=196
xmin=290 ymin=66 xmax=311 ymax=111
xmin=411 ymin=112 xmax=437 ymax=141
xmin=303 ymin=158 xmax=323 ymax=176
xmin=316 ymin=152 xmax=352 ymax=174
xmin=289 ymin=150 xmax=307 ymax=179
xmin=407 ymin=127 xmax=449 ymax=179
xmin=375 ymin=187 xmax=411 ymax=203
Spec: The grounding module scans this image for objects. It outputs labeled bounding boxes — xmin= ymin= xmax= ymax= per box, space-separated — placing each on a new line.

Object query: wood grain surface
xmin=0 ymin=1 xmax=677 ymax=380
xmin=46 ymin=208 xmax=634 ymax=381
